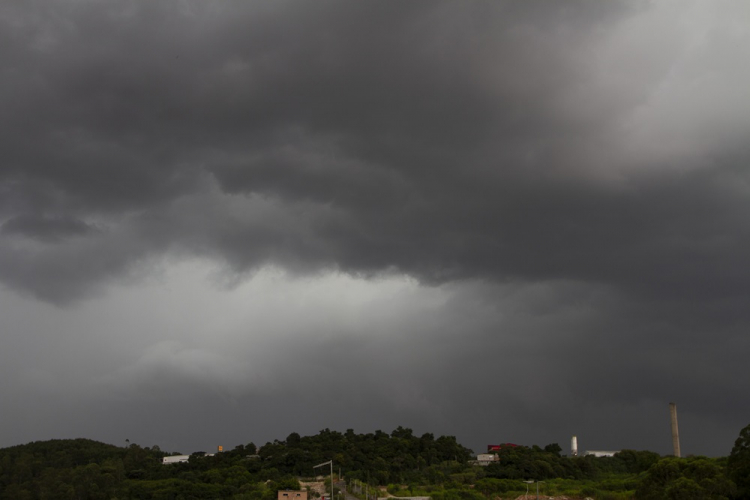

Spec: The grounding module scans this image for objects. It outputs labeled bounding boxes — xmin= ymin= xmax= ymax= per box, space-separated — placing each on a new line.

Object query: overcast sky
xmin=1 ymin=0 xmax=749 ymax=458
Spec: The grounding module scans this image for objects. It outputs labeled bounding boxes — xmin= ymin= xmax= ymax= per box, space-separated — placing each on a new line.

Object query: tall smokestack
xmin=669 ymin=402 xmax=681 ymax=457
xmin=571 ymin=435 xmax=578 ymax=457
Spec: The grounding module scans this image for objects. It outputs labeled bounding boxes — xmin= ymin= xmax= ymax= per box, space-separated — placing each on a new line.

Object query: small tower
xmin=571 ymin=435 xmax=578 ymax=457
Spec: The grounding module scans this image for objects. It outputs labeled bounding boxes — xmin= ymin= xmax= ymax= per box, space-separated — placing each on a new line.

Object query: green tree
xmin=728 ymin=423 xmax=750 ymax=497
xmin=635 ymin=457 xmax=735 ymax=500
xmin=614 ymin=449 xmax=661 ymax=474
xmin=544 ymin=443 xmax=562 ymax=456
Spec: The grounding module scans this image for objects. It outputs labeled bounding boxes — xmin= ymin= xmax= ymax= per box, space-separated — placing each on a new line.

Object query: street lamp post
xmin=536 ymin=481 xmax=545 ymax=499
xmin=523 ymin=480 xmax=533 ymax=499
xmin=313 ymin=460 xmax=334 ymax=500
xmin=523 ymin=480 xmax=544 ymax=500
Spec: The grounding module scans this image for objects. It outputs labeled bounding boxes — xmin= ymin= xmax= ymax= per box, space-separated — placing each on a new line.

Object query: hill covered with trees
xmin=0 ymin=424 xmax=747 ymax=499
xmin=0 ymin=427 xmax=472 ymax=499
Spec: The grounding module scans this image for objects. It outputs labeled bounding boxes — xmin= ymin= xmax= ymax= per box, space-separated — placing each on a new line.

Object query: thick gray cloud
xmin=1 ymin=0 xmax=749 ymax=457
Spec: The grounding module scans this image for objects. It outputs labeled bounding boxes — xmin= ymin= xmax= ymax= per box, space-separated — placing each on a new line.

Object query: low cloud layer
xmin=1 ymin=0 xmax=749 ymax=457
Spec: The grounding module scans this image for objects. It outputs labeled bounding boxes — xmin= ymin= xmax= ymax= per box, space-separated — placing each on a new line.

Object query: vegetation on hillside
xmin=0 ymin=424 xmax=745 ymax=499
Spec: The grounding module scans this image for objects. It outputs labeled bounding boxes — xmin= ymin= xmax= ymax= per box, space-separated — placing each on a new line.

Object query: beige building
xmin=279 ymin=491 xmax=308 ymax=500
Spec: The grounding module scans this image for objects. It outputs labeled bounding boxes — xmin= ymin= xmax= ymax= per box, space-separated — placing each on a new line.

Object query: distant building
xmin=278 ymin=491 xmax=308 ymax=500
xmin=472 ymin=453 xmax=499 ymax=466
xmin=487 ymin=443 xmax=518 ymax=452
xmin=162 ymin=455 xmax=190 ymax=464
xmin=162 ymin=453 xmax=216 ymax=464
xmin=584 ymin=450 xmax=619 ymax=458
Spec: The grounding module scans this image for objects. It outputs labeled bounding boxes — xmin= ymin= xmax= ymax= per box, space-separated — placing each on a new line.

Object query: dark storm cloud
xmin=1 ymin=213 xmax=95 ymax=241
xmin=1 ymin=0 xmax=749 ymax=457
xmin=4 ymin=0 xmax=747 ymax=300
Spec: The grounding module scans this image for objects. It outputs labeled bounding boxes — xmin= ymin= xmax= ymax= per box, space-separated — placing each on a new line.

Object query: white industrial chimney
xmin=571 ymin=435 xmax=578 ymax=457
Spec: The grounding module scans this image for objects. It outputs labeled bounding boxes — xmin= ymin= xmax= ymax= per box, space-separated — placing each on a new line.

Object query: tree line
xmin=1 ymin=423 xmax=749 ymax=499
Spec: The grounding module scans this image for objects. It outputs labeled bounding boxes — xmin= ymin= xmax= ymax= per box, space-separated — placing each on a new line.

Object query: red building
xmin=487 ymin=443 xmax=519 ymax=452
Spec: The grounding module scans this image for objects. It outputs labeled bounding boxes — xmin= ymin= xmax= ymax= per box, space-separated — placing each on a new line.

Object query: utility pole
xmin=536 ymin=481 xmax=545 ymax=499
xmin=523 ymin=480 xmax=532 ymax=499
xmin=314 ymin=460 xmax=334 ymax=500
xmin=523 ymin=480 xmax=543 ymax=500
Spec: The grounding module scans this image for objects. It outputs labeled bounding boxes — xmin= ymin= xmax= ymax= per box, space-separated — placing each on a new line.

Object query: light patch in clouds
xmin=42 ymin=259 xmax=453 ymax=401
xmin=105 ymin=340 xmax=253 ymax=401
xmin=615 ymin=1 xmax=750 ymax=173
xmin=1 ymin=258 xmax=610 ymax=450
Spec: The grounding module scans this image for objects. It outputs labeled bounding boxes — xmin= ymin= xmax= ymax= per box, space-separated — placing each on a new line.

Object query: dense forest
xmin=1 ymin=424 xmax=748 ymax=499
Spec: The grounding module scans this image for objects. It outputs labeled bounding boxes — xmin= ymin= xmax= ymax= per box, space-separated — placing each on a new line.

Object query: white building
xmin=471 ymin=453 xmax=499 ymax=466
xmin=162 ymin=455 xmax=190 ymax=464
xmin=584 ymin=450 xmax=619 ymax=458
